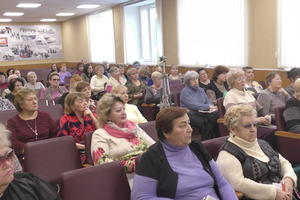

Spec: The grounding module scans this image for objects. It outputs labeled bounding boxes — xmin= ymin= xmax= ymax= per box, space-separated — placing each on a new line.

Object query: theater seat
xmin=61 ymin=161 xmax=131 ymax=200
xmin=202 ymin=136 xmax=228 ymax=159
xmin=141 ymin=103 xmax=159 ymax=121
xmin=0 ymin=109 xmax=18 ymax=125
xmin=39 ymin=104 xmax=64 ymax=124
xmin=138 ymin=121 xmax=158 ymax=141
xmin=275 ymin=131 xmax=300 ymax=164
xmin=274 ymin=107 xmax=286 ymax=131
xmin=84 ymin=131 xmax=94 ymax=165
xmin=24 ymin=136 xmax=82 ymax=184
xmin=216 ymin=97 xmax=226 ymax=118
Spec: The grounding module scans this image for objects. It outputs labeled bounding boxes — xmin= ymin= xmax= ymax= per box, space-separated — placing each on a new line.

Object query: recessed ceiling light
xmin=40 ymin=18 xmax=57 ymax=22
xmin=3 ymin=12 xmax=24 ymax=16
xmin=0 ymin=18 xmax=12 ymax=22
xmin=17 ymin=3 xmax=41 ymax=8
xmin=77 ymin=4 xmax=99 ymax=9
xmin=56 ymin=13 xmax=75 ymax=16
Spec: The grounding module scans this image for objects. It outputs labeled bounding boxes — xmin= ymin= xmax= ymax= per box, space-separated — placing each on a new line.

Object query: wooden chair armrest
xmin=235 ymin=191 xmax=244 ymax=199
xmin=83 ymin=164 xmax=93 ymax=168
xmin=275 ymin=131 xmax=300 ymax=139
xmin=141 ymin=103 xmax=156 ymax=107
xmin=217 ymin=118 xmax=225 ymax=124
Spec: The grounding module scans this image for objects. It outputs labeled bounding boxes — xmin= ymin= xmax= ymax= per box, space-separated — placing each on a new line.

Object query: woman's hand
xmin=134 ymin=93 xmax=143 ymax=99
xmin=84 ymin=108 xmax=93 ymax=117
xmin=76 ymin=143 xmax=85 ymax=150
xmin=256 ymin=117 xmax=270 ymax=125
xmin=275 ymin=189 xmax=291 ymax=200
xmin=283 ymin=177 xmax=294 ymax=195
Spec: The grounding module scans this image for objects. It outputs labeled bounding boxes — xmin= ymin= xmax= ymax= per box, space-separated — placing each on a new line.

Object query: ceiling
xmin=0 ymin=0 xmax=129 ymax=22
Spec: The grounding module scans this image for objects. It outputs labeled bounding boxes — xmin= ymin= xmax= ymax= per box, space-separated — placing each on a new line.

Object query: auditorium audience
xmin=105 ymin=66 xmax=122 ymax=92
xmin=168 ymin=65 xmax=182 ymax=81
xmin=75 ymin=81 xmax=96 ymax=112
xmin=47 ymin=63 xmax=59 ymax=80
xmin=6 ymin=68 xmax=15 ymax=77
xmin=5 ymin=78 xmax=24 ymax=103
xmin=144 ymin=71 xmax=162 ymax=105
xmin=197 ymin=68 xmax=211 ymax=91
xmin=40 ymin=72 xmax=68 ymax=103
xmin=7 ymin=88 xmax=57 ymax=160
xmin=58 ymin=64 xmax=72 ymax=85
xmin=0 ymin=124 xmax=60 ymax=200
xmin=217 ymin=104 xmax=297 ymax=200
xmin=125 ymin=67 xmax=146 ymax=106
xmin=285 ymin=67 xmax=300 ymax=97
xmin=206 ymin=65 xmax=229 ymax=104
xmin=24 ymin=71 xmax=45 ymax=90
xmin=111 ymin=85 xmax=147 ymax=124
xmin=90 ymin=65 xmax=108 ymax=99
xmin=119 ymin=65 xmax=128 ymax=85
xmin=82 ymin=64 xmax=94 ymax=82
xmin=14 ymin=70 xmax=27 ymax=85
xmin=91 ymin=93 xmax=154 ymax=173
xmin=75 ymin=62 xmax=85 ymax=76
xmin=180 ymin=71 xmax=218 ymax=140
xmin=242 ymin=66 xmax=264 ymax=94
xmin=257 ymin=72 xmax=290 ymax=118
xmin=0 ymin=97 xmax=15 ymax=111
xmin=139 ymin=66 xmax=152 ymax=86
xmin=132 ymin=107 xmax=237 ymax=200
xmin=2 ymin=74 xmax=18 ymax=98
xmin=223 ymin=69 xmax=271 ymax=125
xmin=0 ymin=72 xmax=8 ymax=90
xmin=284 ymin=78 xmax=300 ymax=133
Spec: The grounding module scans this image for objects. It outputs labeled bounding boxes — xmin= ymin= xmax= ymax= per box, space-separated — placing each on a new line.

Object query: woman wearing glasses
xmin=216 ymin=104 xmax=297 ymax=200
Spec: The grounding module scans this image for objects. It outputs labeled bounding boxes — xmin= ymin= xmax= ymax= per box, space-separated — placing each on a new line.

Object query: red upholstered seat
xmin=138 ymin=121 xmax=158 ymax=141
xmin=61 ymin=161 xmax=131 ymax=200
xmin=216 ymin=97 xmax=226 ymax=118
xmin=84 ymin=131 xmax=94 ymax=165
xmin=275 ymin=131 xmax=300 ymax=164
xmin=0 ymin=109 xmax=18 ymax=125
xmin=274 ymin=107 xmax=286 ymax=131
xmin=202 ymin=136 xmax=228 ymax=159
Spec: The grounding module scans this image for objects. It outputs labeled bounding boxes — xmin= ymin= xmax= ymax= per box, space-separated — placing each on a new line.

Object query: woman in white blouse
xmin=90 ymin=64 xmax=108 ymax=97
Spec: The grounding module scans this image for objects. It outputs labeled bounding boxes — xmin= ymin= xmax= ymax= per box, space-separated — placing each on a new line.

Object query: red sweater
xmin=7 ymin=111 xmax=57 ymax=158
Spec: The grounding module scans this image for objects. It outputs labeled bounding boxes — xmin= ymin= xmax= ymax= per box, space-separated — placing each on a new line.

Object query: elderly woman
xmin=180 ymin=71 xmax=218 ymax=140
xmin=112 ymin=85 xmax=147 ymax=124
xmin=91 ymin=93 xmax=154 ymax=173
xmin=224 ymin=69 xmax=270 ymax=125
xmin=0 ymin=124 xmax=60 ymax=200
xmin=168 ymin=65 xmax=182 ymax=81
xmin=5 ymin=78 xmax=24 ymax=103
xmin=7 ymin=88 xmax=56 ymax=160
xmin=90 ymin=64 xmax=108 ymax=99
xmin=206 ymin=65 xmax=229 ymax=104
xmin=57 ymin=93 xmax=99 ymax=152
xmin=105 ymin=66 xmax=123 ymax=92
xmin=24 ymin=71 xmax=45 ymax=90
xmin=284 ymin=78 xmax=300 ymax=133
xmin=132 ymin=107 xmax=237 ymax=200
xmin=40 ymin=72 xmax=68 ymax=103
xmin=125 ymin=67 xmax=146 ymax=106
xmin=257 ymin=72 xmax=290 ymax=118
xmin=75 ymin=81 xmax=96 ymax=112
xmin=144 ymin=71 xmax=162 ymax=105
xmin=242 ymin=66 xmax=263 ymax=94
xmin=197 ymin=68 xmax=211 ymax=91
xmin=216 ymin=104 xmax=297 ymax=200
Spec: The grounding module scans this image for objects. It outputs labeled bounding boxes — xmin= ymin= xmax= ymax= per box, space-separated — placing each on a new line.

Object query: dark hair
xmin=196 ymin=68 xmax=207 ymax=74
xmin=76 ymin=62 xmax=84 ymax=71
xmin=75 ymin=81 xmax=90 ymax=92
xmin=212 ymin=65 xmax=229 ymax=81
xmin=265 ymin=72 xmax=279 ymax=86
xmin=242 ymin=66 xmax=253 ymax=72
xmin=0 ymin=72 xmax=6 ymax=77
xmin=132 ymin=61 xmax=141 ymax=67
xmin=156 ymin=107 xmax=188 ymax=140
xmin=8 ymin=78 xmax=24 ymax=92
xmin=83 ymin=64 xmax=94 ymax=78
xmin=287 ymin=68 xmax=300 ymax=81
xmin=6 ymin=68 xmax=15 ymax=77
xmin=48 ymin=72 xmax=59 ymax=81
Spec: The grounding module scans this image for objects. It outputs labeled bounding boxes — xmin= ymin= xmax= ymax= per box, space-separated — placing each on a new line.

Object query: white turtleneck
xmin=216 ymin=135 xmax=297 ymax=200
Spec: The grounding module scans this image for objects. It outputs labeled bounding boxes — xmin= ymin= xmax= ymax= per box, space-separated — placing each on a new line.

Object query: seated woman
xmin=0 ymin=97 xmax=15 ymax=111
xmin=206 ymin=65 xmax=229 ymax=104
xmin=24 ymin=71 xmax=45 ymax=90
xmin=139 ymin=66 xmax=152 ymax=86
xmin=144 ymin=71 xmax=162 ymax=105
xmin=7 ymin=88 xmax=57 ymax=160
xmin=0 ymin=123 xmax=60 ymax=200
xmin=90 ymin=64 xmax=108 ymax=100
xmin=119 ymin=65 xmax=127 ymax=85
xmin=125 ymin=67 xmax=146 ymax=106
xmin=180 ymin=71 xmax=218 ymax=140
xmin=58 ymin=64 xmax=72 ymax=85
xmin=57 ymin=93 xmax=99 ymax=154
xmin=14 ymin=70 xmax=27 ymax=85
xmin=197 ymin=67 xmax=211 ymax=91
xmin=47 ymin=63 xmax=59 ymax=80
xmin=105 ymin=66 xmax=123 ymax=92
xmin=5 ymin=78 xmax=24 ymax=103
xmin=168 ymin=65 xmax=182 ymax=81
xmin=75 ymin=81 xmax=96 ymax=112
xmin=82 ymin=64 xmax=94 ymax=82
xmin=91 ymin=93 xmax=154 ymax=173
xmin=257 ymin=72 xmax=290 ymax=118
xmin=284 ymin=78 xmax=300 ymax=133
xmin=285 ymin=68 xmax=300 ymax=97
xmin=242 ymin=66 xmax=263 ymax=94
xmin=224 ymin=69 xmax=270 ymax=125
xmin=216 ymin=104 xmax=297 ymax=200
xmin=111 ymin=85 xmax=147 ymax=124
xmin=132 ymin=107 xmax=237 ymax=200
xmin=40 ymin=72 xmax=68 ymax=103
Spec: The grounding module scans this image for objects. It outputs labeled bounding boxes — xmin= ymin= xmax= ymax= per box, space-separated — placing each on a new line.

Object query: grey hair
xmin=26 ymin=71 xmax=36 ymax=78
xmin=226 ymin=69 xmax=245 ymax=89
xmin=183 ymin=71 xmax=199 ymax=85
xmin=0 ymin=123 xmax=11 ymax=147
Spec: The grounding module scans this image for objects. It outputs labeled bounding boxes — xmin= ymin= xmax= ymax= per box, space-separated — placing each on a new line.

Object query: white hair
xmin=0 ymin=124 xmax=11 ymax=147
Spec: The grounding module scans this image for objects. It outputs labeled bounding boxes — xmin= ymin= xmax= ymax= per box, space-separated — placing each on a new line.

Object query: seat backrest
xmin=61 ymin=161 xmax=131 ymax=200
xmin=216 ymin=97 xmax=226 ymax=118
xmin=141 ymin=104 xmax=159 ymax=121
xmin=202 ymin=136 xmax=228 ymax=159
xmin=24 ymin=136 xmax=82 ymax=184
xmin=275 ymin=131 xmax=300 ymax=164
xmin=84 ymin=131 xmax=94 ymax=165
xmin=275 ymin=107 xmax=286 ymax=131
xmin=0 ymin=109 xmax=18 ymax=125
xmin=138 ymin=121 xmax=159 ymax=141
xmin=39 ymin=104 xmax=64 ymax=124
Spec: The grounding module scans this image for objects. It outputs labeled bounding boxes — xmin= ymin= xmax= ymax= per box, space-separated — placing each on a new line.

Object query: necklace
xmin=25 ymin=118 xmax=38 ymax=140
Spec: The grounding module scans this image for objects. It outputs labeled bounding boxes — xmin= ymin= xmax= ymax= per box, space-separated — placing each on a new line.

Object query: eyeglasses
xmin=0 ymin=149 xmax=14 ymax=168
xmin=51 ymin=78 xmax=60 ymax=81
xmin=242 ymin=123 xmax=257 ymax=129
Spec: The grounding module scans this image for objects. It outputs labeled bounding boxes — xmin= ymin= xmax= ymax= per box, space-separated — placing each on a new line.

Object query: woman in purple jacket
xmin=131 ymin=107 xmax=237 ymax=200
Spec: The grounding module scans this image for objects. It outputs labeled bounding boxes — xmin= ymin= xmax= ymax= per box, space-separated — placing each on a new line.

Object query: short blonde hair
xmin=111 ymin=85 xmax=127 ymax=95
xmin=224 ymin=104 xmax=257 ymax=130
xmin=226 ymin=69 xmax=245 ymax=89
xmin=26 ymin=71 xmax=36 ymax=78
xmin=64 ymin=93 xmax=86 ymax=114
xmin=14 ymin=88 xmax=37 ymax=112
xmin=69 ymin=74 xmax=83 ymax=89
xmin=96 ymin=93 xmax=124 ymax=124
xmin=0 ymin=123 xmax=11 ymax=147
xmin=151 ymin=71 xmax=162 ymax=80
